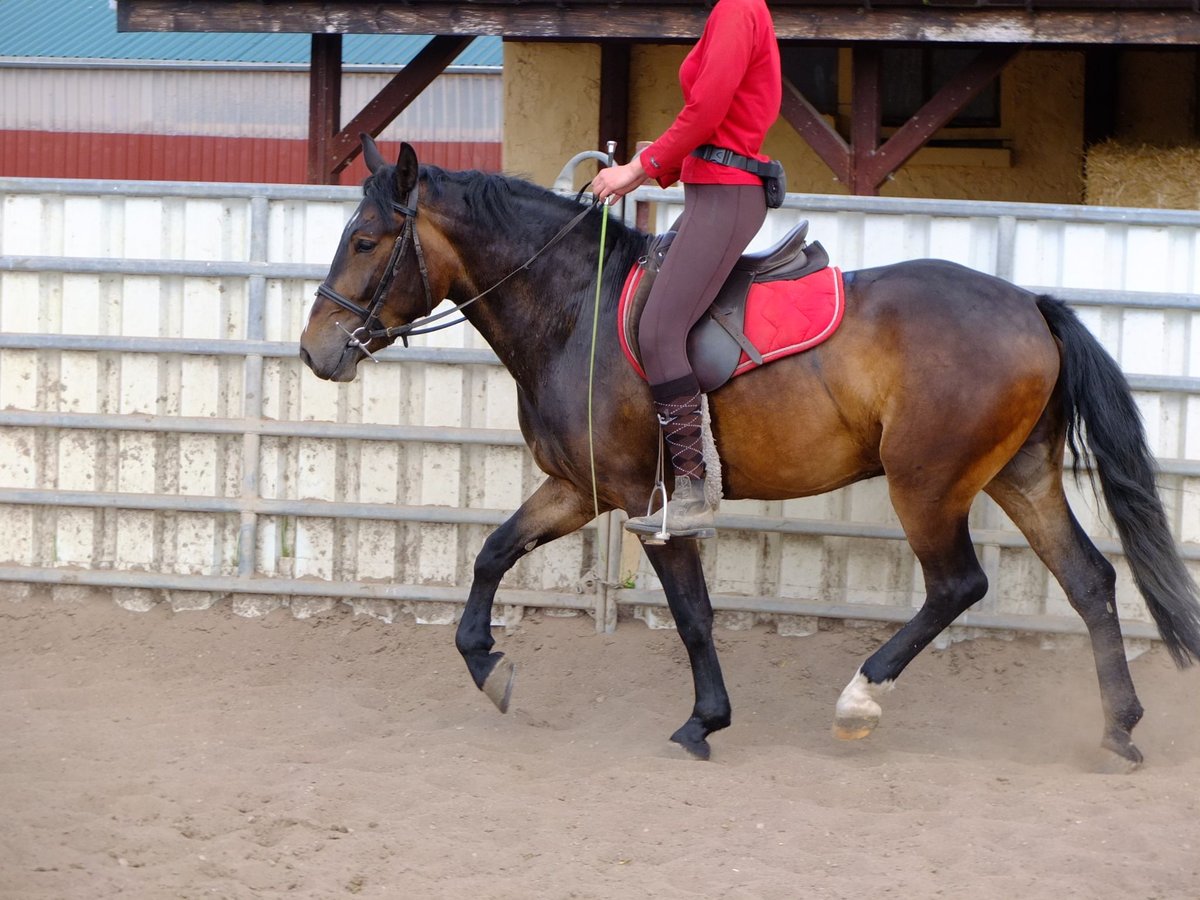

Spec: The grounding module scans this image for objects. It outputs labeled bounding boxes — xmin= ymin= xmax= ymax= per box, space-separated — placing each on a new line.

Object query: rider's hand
xmin=589 ymin=158 xmax=649 ymax=205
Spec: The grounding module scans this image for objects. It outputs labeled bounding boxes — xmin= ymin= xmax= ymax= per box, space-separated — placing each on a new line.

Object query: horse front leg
xmin=642 ymin=539 xmax=731 ymax=760
xmin=456 ymin=476 xmax=595 ymax=712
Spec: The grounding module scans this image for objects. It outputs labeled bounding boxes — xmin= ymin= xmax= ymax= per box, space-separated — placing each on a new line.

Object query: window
xmin=881 ymin=47 xmax=1001 ymax=128
xmin=781 ymin=46 xmax=839 ymax=116
xmin=780 ymin=45 xmax=1002 ymax=130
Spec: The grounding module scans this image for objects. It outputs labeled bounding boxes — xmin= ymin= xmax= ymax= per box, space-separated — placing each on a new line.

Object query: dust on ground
xmin=2 ymin=592 xmax=1198 ymax=899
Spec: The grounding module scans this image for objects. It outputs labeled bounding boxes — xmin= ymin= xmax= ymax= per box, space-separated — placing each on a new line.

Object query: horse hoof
xmin=1097 ymin=748 xmax=1143 ymax=774
xmin=670 ymin=734 xmax=711 ymax=761
xmin=832 ymin=715 xmax=878 ymax=741
xmin=1100 ymin=733 xmax=1144 ymax=773
xmin=670 ymin=721 xmax=712 ymax=760
xmin=482 ymin=655 xmax=515 ymax=713
xmin=833 ymin=671 xmax=887 ymax=740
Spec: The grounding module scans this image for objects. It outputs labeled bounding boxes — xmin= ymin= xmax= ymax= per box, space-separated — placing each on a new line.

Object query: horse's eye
xmin=354 ymin=239 xmax=376 ymax=253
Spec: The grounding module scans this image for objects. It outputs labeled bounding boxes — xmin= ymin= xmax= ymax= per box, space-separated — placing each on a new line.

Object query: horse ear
xmin=361 ymin=132 xmax=386 ymax=174
xmin=395 ymin=142 xmax=419 ymax=196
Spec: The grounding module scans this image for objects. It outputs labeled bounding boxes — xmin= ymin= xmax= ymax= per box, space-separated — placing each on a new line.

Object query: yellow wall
xmin=880 ymin=50 xmax=1086 ymax=203
xmin=504 ymin=42 xmax=1089 ymax=204
xmin=502 ymin=42 xmax=600 ymax=189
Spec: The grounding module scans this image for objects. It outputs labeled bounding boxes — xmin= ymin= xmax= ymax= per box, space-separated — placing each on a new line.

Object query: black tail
xmin=1038 ymin=294 xmax=1200 ymax=667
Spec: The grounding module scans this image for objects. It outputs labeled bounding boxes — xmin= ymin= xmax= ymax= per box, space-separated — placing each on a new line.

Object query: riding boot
xmin=625 ymin=379 xmax=718 ymax=540
xmin=625 ymin=474 xmax=717 ymax=540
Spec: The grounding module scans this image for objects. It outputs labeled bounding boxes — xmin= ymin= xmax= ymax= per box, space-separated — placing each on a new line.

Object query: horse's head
xmin=299 ymin=135 xmax=438 ymax=382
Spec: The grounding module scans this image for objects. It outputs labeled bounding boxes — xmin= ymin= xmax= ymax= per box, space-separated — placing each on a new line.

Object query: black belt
xmin=691 ymin=144 xmax=774 ymax=177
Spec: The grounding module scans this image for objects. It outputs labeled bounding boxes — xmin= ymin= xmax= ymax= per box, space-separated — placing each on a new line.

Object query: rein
xmin=316 ymin=181 xmax=597 ymax=359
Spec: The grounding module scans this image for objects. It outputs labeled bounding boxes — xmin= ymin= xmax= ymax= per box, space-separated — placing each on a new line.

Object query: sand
xmin=2 ymin=592 xmax=1198 ymax=899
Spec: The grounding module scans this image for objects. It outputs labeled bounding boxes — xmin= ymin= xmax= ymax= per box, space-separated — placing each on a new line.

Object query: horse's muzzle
xmin=298 ymin=338 xmax=360 ymax=382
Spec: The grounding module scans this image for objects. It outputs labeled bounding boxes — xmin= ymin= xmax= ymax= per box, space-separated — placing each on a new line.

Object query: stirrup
xmin=639 ymin=479 xmax=671 ymax=546
xmin=633 ymin=421 xmax=672 ymax=545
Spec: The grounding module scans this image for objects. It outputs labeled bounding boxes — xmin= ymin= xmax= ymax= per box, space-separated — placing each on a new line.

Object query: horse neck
xmin=428 ymin=186 xmax=643 ymax=383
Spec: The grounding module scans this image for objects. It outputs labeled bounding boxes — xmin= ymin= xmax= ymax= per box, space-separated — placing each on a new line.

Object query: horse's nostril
xmin=298 ymin=345 xmax=313 ymax=368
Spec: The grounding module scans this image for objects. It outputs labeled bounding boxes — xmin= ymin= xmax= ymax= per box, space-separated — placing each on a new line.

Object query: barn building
xmin=0 ymin=0 xmax=502 ymax=184
xmin=111 ymin=0 xmax=1200 ymax=207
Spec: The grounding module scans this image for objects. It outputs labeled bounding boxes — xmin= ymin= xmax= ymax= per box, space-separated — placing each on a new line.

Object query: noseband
xmin=314 ymin=180 xmax=435 ymax=356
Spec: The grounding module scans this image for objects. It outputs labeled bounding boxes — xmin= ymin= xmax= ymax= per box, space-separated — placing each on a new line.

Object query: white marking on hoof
xmin=833 ymin=670 xmax=893 ymax=740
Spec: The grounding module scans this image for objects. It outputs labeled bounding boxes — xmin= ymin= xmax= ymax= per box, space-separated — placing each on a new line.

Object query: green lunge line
xmin=587 ymin=200 xmax=609 ymax=524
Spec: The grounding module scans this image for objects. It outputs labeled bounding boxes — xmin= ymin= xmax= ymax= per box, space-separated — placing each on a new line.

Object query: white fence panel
xmin=646 ymin=190 xmax=1200 ymax=637
xmin=0 ymin=176 xmax=1197 ymax=646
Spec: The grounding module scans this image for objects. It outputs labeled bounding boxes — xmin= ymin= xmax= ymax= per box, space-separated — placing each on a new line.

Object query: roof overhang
xmin=117 ymin=1 xmax=1200 ymax=45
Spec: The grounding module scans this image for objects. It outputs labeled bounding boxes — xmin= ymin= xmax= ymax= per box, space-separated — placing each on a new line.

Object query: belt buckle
xmin=712 ymin=147 xmax=732 ymax=166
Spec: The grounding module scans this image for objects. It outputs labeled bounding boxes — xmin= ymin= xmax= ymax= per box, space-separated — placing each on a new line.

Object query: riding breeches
xmin=637 ymin=182 xmax=767 ymax=387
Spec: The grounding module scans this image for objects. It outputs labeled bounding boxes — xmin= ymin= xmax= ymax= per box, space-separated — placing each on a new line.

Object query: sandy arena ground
xmin=2 ymin=591 xmax=1198 ymax=899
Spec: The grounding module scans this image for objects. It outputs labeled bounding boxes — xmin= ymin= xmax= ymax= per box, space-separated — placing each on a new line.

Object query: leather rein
xmin=315 ymin=180 xmax=596 ymax=361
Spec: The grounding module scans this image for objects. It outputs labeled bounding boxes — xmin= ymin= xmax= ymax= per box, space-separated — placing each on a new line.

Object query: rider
xmin=590 ymin=0 xmax=781 ymax=539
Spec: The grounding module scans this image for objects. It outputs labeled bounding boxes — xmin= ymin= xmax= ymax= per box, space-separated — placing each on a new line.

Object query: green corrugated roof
xmin=0 ymin=0 xmax=502 ymax=66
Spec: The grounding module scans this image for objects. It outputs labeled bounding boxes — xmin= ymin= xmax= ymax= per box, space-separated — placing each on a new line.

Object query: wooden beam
xmin=307 ymin=33 xmax=342 ymax=185
xmin=861 ymin=44 xmax=1021 ymax=191
xmin=117 ymin=3 xmax=1200 ymax=45
xmin=849 ymin=47 xmax=882 ymax=196
xmin=780 ymin=45 xmax=1019 ymax=195
xmin=324 ymin=35 xmax=474 ymax=177
xmin=599 ymin=43 xmax=632 ymax=164
xmin=779 ymin=77 xmax=850 ymax=186
xmin=772 ymin=9 xmax=1200 ymax=44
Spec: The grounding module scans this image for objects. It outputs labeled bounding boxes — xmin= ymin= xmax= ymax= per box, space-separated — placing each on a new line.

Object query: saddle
xmin=622 ymin=221 xmax=830 ymax=393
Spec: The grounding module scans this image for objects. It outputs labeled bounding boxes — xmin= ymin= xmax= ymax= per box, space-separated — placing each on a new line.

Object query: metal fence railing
xmin=2 ymin=175 xmax=1198 ymax=642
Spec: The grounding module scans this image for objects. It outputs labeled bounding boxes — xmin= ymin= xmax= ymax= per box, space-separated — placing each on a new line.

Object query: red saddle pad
xmin=619 ymin=264 xmax=846 ymax=381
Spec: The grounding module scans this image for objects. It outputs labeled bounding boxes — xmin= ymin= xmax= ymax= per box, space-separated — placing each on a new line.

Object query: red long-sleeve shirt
xmin=639 ymin=0 xmax=781 ymax=188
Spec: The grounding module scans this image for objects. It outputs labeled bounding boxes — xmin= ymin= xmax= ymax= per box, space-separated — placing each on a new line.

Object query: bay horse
xmin=299 ymin=137 xmax=1200 ymax=768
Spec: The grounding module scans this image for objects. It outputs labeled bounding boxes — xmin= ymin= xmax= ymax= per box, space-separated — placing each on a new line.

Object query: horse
xmin=299 ymin=136 xmax=1200 ymax=768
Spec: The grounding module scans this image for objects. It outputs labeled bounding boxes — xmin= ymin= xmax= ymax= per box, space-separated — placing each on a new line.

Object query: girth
xmin=625 ymin=220 xmax=830 ymax=393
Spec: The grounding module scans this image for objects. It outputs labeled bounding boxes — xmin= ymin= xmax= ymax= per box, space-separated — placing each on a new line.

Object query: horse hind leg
xmin=986 ymin=452 xmax=1145 ymax=770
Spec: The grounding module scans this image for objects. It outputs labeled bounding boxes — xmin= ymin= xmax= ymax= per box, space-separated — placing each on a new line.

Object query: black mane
xmin=367 ymin=163 xmax=641 ymax=241
xmin=362 ymin=164 xmax=584 ymax=225
xmin=364 ymin=163 xmax=647 ymax=313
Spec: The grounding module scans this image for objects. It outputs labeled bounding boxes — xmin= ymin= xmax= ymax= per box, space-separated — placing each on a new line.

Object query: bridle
xmin=315 ymin=176 xmax=598 ymax=361
xmin=314 ymin=180 xmax=436 ymax=357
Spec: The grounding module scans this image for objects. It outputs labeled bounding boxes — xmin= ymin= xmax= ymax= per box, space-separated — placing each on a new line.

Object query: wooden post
xmin=849 ymin=46 xmax=882 ymax=197
xmin=307 ymin=34 xmax=342 ymax=185
xmin=599 ymin=42 xmax=632 ymax=164
xmin=860 ymin=45 xmax=1020 ymax=192
xmin=324 ymin=35 xmax=473 ymax=177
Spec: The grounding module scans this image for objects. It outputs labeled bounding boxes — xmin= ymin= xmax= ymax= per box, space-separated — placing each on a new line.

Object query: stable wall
xmin=504 ymin=43 xmax=1086 ymax=204
xmin=502 ymin=43 xmax=601 ymax=186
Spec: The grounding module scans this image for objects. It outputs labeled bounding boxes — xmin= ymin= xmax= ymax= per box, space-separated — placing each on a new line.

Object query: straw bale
xmin=1085 ymin=140 xmax=1200 ymax=210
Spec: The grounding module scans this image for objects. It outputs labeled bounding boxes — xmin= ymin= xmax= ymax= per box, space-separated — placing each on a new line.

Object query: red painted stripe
xmin=0 ymin=131 xmax=501 ymax=184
